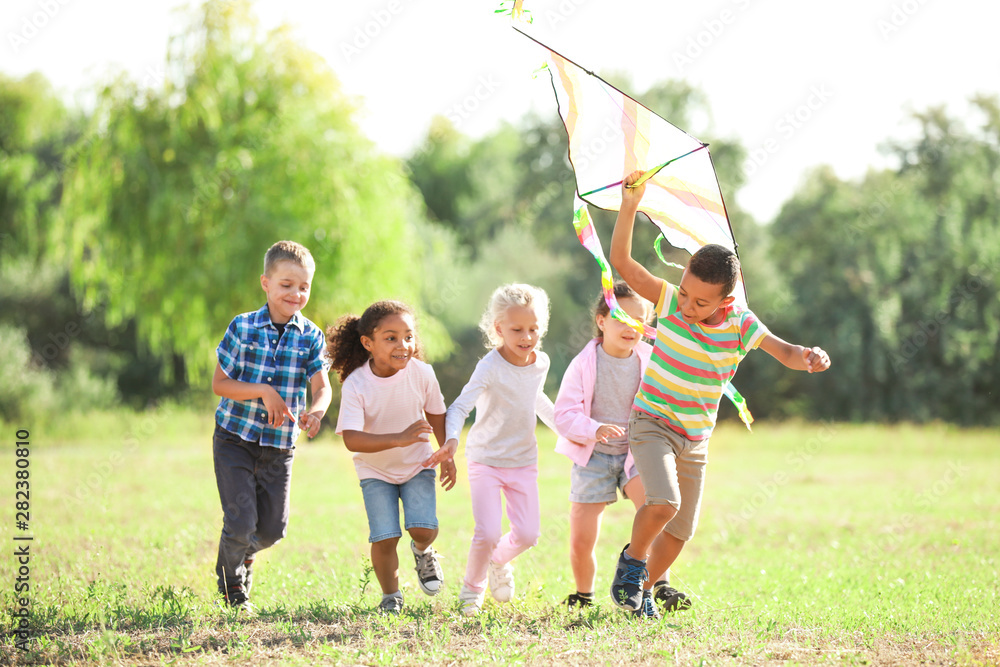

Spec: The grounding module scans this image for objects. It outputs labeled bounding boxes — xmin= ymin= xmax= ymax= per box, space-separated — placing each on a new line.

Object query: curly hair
xmin=593 ymin=281 xmax=650 ymax=337
xmin=326 ymin=300 xmax=422 ymax=382
xmin=687 ymin=244 xmax=740 ymax=298
xmin=478 ymin=283 xmax=550 ymax=349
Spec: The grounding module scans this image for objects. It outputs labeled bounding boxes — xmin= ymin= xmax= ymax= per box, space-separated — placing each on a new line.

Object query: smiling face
xmin=361 ymin=312 xmax=417 ymax=378
xmin=260 ymin=260 xmax=313 ymax=324
xmin=677 ymin=268 xmax=735 ymax=326
xmin=596 ymin=296 xmax=648 ymax=358
xmin=495 ymin=304 xmax=541 ymax=366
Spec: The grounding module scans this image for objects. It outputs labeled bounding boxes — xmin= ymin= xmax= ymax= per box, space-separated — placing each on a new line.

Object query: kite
xmin=514 ymin=24 xmax=755 ymax=429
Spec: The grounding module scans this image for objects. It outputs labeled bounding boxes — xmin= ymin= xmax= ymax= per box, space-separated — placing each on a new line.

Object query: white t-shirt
xmin=445 ymin=348 xmax=557 ymax=468
xmin=336 ymin=358 xmax=446 ymax=484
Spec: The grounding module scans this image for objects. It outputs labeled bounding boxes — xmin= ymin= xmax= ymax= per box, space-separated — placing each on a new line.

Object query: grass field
xmin=1 ymin=408 xmax=998 ymax=665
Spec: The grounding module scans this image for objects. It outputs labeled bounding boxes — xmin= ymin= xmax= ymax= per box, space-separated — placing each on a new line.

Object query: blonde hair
xmin=264 ymin=240 xmax=315 ymax=276
xmin=478 ymin=283 xmax=550 ymax=349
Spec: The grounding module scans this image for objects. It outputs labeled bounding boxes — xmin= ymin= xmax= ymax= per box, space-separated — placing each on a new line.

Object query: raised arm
xmin=758 ymin=334 xmax=832 ymax=373
xmin=609 ymin=170 xmax=664 ymax=305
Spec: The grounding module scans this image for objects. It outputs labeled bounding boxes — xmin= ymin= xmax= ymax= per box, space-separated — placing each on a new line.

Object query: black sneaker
xmin=412 ymin=542 xmax=444 ymax=596
xmin=653 ymin=580 xmax=692 ymax=612
xmin=610 ymin=544 xmax=648 ymax=610
xmin=563 ymin=593 xmax=594 ymax=609
xmin=243 ymin=556 xmax=255 ymax=596
xmin=632 ymin=589 xmax=661 ymax=620
xmin=219 ymin=584 xmax=252 ymax=612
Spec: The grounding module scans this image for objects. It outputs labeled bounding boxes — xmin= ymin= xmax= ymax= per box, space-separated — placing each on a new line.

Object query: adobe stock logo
xmin=7 ymin=0 xmax=73 ymax=53
xmin=339 ymin=0 xmax=405 ymax=63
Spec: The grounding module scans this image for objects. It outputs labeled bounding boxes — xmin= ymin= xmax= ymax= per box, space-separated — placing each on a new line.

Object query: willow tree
xmin=58 ymin=0 xmax=433 ymax=382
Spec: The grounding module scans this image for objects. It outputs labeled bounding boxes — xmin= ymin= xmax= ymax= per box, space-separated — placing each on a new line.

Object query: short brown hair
xmin=263 ymin=240 xmax=315 ymax=276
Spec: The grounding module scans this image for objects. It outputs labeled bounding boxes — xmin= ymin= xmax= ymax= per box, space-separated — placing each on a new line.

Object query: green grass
xmin=1 ymin=408 xmax=998 ymax=665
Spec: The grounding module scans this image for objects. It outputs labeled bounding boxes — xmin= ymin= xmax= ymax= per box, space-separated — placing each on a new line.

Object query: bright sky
xmin=3 ymin=0 xmax=999 ymax=222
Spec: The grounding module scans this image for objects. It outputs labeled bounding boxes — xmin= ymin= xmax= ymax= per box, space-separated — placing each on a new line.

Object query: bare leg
xmin=569 ymin=502 xmax=606 ymax=593
xmin=624 ymin=503 xmax=677 ymax=562
xmin=371 ymin=537 xmax=401 ymax=595
xmin=644 ymin=530 xmax=686 ymax=590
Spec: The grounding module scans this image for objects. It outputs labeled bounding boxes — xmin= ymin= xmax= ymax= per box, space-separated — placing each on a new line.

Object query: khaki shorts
xmin=628 ymin=410 xmax=709 ymax=541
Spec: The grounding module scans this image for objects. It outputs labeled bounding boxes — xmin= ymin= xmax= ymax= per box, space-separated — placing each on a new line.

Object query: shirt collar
xmin=252 ymin=304 xmax=304 ymax=332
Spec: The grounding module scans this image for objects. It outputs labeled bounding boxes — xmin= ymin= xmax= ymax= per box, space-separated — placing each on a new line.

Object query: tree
xmin=57 ymin=0 xmax=439 ymax=382
xmin=767 ymin=97 xmax=1000 ymax=423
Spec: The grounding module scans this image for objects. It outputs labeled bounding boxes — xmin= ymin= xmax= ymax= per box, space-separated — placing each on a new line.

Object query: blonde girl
xmin=426 ymin=284 xmax=556 ymax=615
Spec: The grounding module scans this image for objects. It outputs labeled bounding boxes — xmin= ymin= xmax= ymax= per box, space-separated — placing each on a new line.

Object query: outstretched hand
xmin=423 ymin=439 xmax=458 ymax=468
xmin=423 ymin=439 xmax=459 ymax=491
xmin=802 ymin=346 xmax=831 ymax=373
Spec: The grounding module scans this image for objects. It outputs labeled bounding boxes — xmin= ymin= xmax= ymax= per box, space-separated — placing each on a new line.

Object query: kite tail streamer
xmin=573 ymin=197 xmax=654 ymax=338
xmin=724 ymin=383 xmax=754 ymax=431
xmin=654 ymin=236 xmax=686 ymax=271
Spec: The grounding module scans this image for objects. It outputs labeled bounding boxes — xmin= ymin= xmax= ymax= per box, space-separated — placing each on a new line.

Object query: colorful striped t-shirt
xmin=633 ymin=281 xmax=769 ymax=440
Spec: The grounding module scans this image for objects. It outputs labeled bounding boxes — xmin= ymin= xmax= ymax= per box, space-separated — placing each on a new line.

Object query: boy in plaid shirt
xmin=211 ymin=240 xmax=332 ymax=610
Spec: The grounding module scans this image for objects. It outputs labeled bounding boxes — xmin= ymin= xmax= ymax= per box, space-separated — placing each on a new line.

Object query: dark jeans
xmin=213 ymin=423 xmax=295 ymax=593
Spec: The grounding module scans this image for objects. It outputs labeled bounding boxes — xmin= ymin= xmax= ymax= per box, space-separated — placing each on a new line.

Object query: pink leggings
xmin=463 ymin=461 xmax=540 ymax=592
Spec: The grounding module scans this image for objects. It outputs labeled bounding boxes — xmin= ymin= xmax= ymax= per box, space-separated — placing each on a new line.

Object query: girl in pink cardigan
xmin=555 ymin=281 xmax=677 ymax=614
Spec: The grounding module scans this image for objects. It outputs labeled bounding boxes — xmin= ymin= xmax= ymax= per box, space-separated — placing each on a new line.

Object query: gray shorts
xmin=628 ymin=410 xmax=709 ymax=541
xmin=569 ymin=451 xmax=639 ymax=504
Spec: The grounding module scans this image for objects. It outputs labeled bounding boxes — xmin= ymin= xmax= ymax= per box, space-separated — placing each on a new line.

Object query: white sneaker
xmin=458 ymin=584 xmax=483 ymax=616
xmin=488 ymin=561 xmax=515 ymax=602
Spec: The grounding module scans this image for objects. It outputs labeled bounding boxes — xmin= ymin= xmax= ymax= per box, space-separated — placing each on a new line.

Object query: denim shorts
xmin=359 ymin=468 xmax=438 ymax=543
xmin=569 ymin=450 xmax=639 ymax=504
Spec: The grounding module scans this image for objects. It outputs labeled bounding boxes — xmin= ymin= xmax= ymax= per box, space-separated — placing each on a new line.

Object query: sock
xmin=411 ymin=541 xmax=427 ymax=555
xmin=381 ymin=591 xmax=403 ymax=603
xmin=576 ymin=591 xmax=594 ymax=599
xmin=654 ymin=579 xmax=669 ymax=589
xmin=622 ymin=545 xmax=646 ymax=563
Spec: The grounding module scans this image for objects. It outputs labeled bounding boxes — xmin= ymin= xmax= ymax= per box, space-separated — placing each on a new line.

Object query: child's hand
xmin=422 ymin=439 xmax=458 ymax=468
xmin=802 ymin=346 xmax=831 ymax=373
xmin=595 ymin=424 xmax=626 ymax=443
xmin=622 ymin=170 xmax=647 ymax=206
xmin=399 ymin=420 xmax=434 ymax=446
xmin=298 ymin=410 xmax=323 ymax=438
xmin=262 ymin=386 xmax=296 ymax=427
xmin=439 ymin=458 xmax=458 ymax=491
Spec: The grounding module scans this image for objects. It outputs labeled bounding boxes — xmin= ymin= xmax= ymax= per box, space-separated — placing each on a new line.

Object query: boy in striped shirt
xmin=608 ymin=170 xmax=831 ymax=615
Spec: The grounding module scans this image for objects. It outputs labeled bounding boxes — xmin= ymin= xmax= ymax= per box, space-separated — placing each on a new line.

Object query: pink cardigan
xmin=554 ymin=338 xmax=653 ymax=469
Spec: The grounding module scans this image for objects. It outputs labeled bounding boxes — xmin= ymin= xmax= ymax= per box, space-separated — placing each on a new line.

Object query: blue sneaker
xmin=633 ymin=589 xmax=661 ymax=620
xmin=610 ymin=544 xmax=648 ymax=610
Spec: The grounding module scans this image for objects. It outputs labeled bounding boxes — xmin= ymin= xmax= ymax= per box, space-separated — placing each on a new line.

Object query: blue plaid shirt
xmin=215 ymin=305 xmax=329 ymax=449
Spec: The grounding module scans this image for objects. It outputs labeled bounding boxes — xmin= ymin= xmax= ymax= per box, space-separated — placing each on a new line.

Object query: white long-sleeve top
xmin=445 ymin=348 xmax=557 ymax=468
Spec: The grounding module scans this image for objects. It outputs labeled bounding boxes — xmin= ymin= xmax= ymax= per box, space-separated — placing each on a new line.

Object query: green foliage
xmin=0 ymin=72 xmax=75 ymax=261
xmin=56 ymin=0 xmax=439 ymax=383
xmin=768 ymin=97 xmax=1000 ymax=423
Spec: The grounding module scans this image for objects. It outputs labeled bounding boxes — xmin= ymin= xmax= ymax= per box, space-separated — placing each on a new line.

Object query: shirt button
xmin=267 ymin=377 xmax=272 ymax=381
